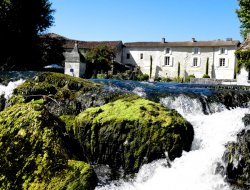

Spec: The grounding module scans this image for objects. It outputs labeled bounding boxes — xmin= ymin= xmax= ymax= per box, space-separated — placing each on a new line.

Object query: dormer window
xmin=165 ymin=48 xmax=172 ymax=55
xmin=219 ymin=48 xmax=227 ymax=55
xmin=192 ymin=47 xmax=200 ymax=55
xmin=140 ymin=53 xmax=143 ymax=59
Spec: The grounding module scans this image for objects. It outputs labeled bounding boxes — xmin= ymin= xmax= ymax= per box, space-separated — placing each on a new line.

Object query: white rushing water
xmin=96 ymin=95 xmax=249 ymax=190
xmin=0 ymin=79 xmax=25 ymax=100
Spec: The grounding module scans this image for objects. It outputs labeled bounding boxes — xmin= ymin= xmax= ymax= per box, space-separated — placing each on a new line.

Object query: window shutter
xmin=190 ymin=60 xmax=193 ymax=67
xmin=218 ymin=48 xmax=221 ymax=55
xmin=169 ymin=49 xmax=172 ymax=55
xmin=198 ymin=58 xmax=201 ymax=67
xmin=198 ymin=48 xmax=201 ymax=55
xmin=225 ymin=48 xmax=228 ymax=55
xmin=226 ymin=58 xmax=229 ymax=67
xmin=170 ymin=57 xmax=174 ymax=66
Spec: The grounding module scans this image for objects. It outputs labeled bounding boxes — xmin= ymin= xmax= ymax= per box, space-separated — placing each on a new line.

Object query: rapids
xmin=92 ymin=80 xmax=250 ymax=190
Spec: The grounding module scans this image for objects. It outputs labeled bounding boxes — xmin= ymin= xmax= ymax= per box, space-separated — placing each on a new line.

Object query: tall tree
xmin=236 ymin=0 xmax=250 ymax=39
xmin=85 ymin=45 xmax=116 ymax=78
xmin=0 ymin=0 xmax=54 ymax=70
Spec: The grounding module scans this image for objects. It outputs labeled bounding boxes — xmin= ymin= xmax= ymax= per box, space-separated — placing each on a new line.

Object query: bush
xmin=202 ymin=74 xmax=210 ymax=78
xmin=136 ymin=74 xmax=149 ymax=81
xmin=185 ymin=74 xmax=195 ymax=82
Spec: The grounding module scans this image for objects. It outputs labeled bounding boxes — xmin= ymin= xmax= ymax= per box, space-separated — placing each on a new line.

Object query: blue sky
xmin=49 ymin=0 xmax=242 ymax=42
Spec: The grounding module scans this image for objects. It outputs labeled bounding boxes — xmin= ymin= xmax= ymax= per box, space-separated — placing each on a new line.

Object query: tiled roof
xmin=64 ymin=40 xmax=122 ymax=49
xmin=238 ymin=39 xmax=250 ymax=51
xmin=41 ymin=33 xmax=122 ymax=49
xmin=124 ymin=40 xmax=240 ymax=48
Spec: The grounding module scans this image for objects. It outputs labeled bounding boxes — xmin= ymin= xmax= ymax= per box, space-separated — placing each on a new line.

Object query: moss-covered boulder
xmin=74 ymin=96 xmax=194 ymax=174
xmin=0 ymin=102 xmax=97 ymax=190
xmin=10 ymin=72 xmax=124 ymax=117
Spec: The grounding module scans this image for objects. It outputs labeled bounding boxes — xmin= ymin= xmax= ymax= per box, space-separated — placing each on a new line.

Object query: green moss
xmin=12 ymin=72 xmax=101 ymax=104
xmin=0 ymin=103 xmax=97 ymax=190
xmin=75 ymin=96 xmax=194 ymax=174
xmin=26 ymin=160 xmax=97 ymax=190
xmin=59 ymin=115 xmax=76 ymax=132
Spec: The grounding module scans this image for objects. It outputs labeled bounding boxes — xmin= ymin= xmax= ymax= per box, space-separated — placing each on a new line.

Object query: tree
xmin=236 ymin=0 xmax=250 ymax=39
xmin=85 ymin=45 xmax=116 ymax=78
xmin=0 ymin=0 xmax=54 ymax=70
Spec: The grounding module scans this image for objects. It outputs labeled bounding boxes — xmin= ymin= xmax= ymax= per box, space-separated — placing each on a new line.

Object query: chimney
xmin=162 ymin=38 xmax=166 ymax=43
xmin=226 ymin=38 xmax=232 ymax=41
xmin=192 ymin=38 xmax=196 ymax=42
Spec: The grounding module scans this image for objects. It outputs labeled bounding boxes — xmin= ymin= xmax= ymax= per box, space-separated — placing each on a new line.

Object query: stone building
xmin=122 ymin=38 xmax=240 ymax=80
xmin=64 ymin=42 xmax=86 ymax=77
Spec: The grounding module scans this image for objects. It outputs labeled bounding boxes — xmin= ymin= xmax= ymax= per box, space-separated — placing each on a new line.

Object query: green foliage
xmin=236 ymin=0 xmax=250 ymax=39
xmin=74 ymin=96 xmax=194 ymax=174
xmin=202 ymin=74 xmax=210 ymax=78
xmin=149 ymin=56 xmax=153 ymax=79
xmin=136 ymin=73 xmax=149 ymax=81
xmin=185 ymin=74 xmax=195 ymax=82
xmin=0 ymin=0 xmax=55 ymax=70
xmin=85 ymin=45 xmax=116 ymax=77
xmin=177 ymin=62 xmax=181 ymax=78
xmin=235 ymin=49 xmax=250 ymax=73
xmin=205 ymin=57 xmax=209 ymax=75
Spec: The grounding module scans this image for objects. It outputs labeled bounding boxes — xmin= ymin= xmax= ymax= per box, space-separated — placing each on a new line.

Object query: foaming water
xmin=95 ymin=97 xmax=248 ymax=190
xmin=0 ymin=79 xmax=25 ymax=99
xmin=160 ymin=95 xmax=226 ymax=115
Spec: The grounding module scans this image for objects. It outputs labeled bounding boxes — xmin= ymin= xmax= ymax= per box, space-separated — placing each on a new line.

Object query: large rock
xmin=222 ymin=114 xmax=250 ymax=189
xmin=10 ymin=72 xmax=124 ymax=116
xmin=0 ymin=102 xmax=97 ymax=190
xmin=74 ymin=96 xmax=194 ymax=175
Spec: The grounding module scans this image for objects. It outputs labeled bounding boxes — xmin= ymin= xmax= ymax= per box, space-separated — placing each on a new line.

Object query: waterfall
xmin=95 ymin=95 xmax=249 ymax=190
xmin=0 ymin=79 xmax=25 ymax=100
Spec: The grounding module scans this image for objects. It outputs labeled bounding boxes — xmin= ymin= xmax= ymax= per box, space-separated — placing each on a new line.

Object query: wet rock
xmin=0 ymin=102 xmax=97 ymax=190
xmin=74 ymin=95 xmax=194 ymax=176
xmin=0 ymin=95 xmax=5 ymax=111
xmin=222 ymin=115 xmax=250 ymax=189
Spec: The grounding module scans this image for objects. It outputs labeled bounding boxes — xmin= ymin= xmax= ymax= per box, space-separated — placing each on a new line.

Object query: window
xmin=165 ymin=48 xmax=171 ymax=54
xmin=126 ymin=53 xmax=130 ymax=59
xmin=165 ymin=56 xmax=170 ymax=66
xmin=193 ymin=47 xmax=200 ymax=54
xmin=140 ymin=53 xmax=143 ymax=59
xmin=193 ymin=58 xmax=198 ymax=67
xmin=220 ymin=48 xmax=225 ymax=54
xmin=219 ymin=58 xmax=226 ymax=67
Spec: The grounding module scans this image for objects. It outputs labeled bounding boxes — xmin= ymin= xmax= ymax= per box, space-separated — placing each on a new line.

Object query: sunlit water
xmin=0 ymin=79 xmax=25 ymax=99
xmin=96 ymin=95 xmax=248 ymax=190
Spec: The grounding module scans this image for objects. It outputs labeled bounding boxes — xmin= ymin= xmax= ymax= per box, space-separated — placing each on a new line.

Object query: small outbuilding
xmin=64 ymin=42 xmax=86 ymax=78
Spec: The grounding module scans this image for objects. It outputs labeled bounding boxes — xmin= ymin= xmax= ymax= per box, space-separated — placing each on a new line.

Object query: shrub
xmin=202 ymin=74 xmax=210 ymax=78
xmin=185 ymin=74 xmax=195 ymax=82
xmin=136 ymin=74 xmax=149 ymax=81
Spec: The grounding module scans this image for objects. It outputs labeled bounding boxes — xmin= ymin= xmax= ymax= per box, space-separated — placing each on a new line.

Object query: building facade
xmin=122 ymin=38 xmax=240 ymax=80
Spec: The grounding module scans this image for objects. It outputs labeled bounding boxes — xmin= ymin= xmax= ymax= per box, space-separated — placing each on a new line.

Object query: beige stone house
xmin=122 ymin=38 xmax=240 ymax=80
